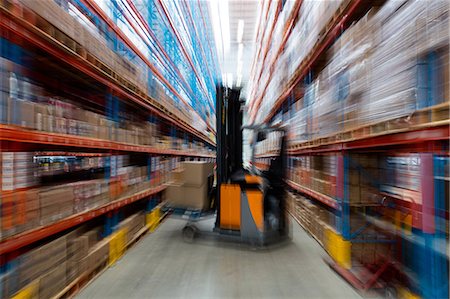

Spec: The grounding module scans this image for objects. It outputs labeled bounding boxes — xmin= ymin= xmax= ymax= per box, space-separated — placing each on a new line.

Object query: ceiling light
xmin=237 ymin=19 xmax=245 ymax=43
xmin=237 ymin=43 xmax=243 ymax=63
xmin=220 ymin=0 xmax=230 ymax=56
xmin=210 ymin=1 xmax=224 ymax=62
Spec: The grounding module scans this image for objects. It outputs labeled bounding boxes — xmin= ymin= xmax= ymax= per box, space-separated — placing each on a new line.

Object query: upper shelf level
xmin=0 ymin=0 xmax=217 ymax=146
xmin=247 ymin=0 xmax=380 ymax=124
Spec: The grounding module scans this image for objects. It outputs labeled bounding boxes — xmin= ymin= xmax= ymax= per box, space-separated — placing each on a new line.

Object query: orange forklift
xmin=182 ymin=86 xmax=291 ymax=246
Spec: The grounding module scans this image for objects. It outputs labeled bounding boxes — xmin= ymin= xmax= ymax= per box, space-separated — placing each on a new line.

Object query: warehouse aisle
xmin=77 ymin=218 xmax=361 ymax=299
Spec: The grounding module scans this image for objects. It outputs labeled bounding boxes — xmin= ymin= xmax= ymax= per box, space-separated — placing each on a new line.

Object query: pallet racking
xmin=251 ymin=0 xmax=449 ymax=298
xmin=0 ymin=0 xmax=218 ymax=297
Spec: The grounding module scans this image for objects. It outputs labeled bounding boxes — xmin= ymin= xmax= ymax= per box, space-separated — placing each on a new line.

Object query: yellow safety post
xmin=325 ymin=228 xmax=352 ymax=269
xmin=109 ymin=228 xmax=127 ymax=265
xmin=146 ymin=207 xmax=161 ymax=232
xmin=11 ymin=281 xmax=39 ymax=299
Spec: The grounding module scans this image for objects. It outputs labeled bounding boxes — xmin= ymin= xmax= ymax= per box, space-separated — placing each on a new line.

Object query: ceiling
xmin=209 ymin=0 xmax=261 ymax=98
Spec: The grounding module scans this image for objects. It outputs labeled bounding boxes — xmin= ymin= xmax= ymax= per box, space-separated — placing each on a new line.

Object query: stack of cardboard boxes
xmin=1 ymin=65 xmax=213 ymax=153
xmin=116 ymin=212 xmax=146 ymax=245
xmin=0 ymin=223 xmax=113 ymax=298
xmin=0 ymin=152 xmax=165 ymax=240
xmin=1 ymin=235 xmax=68 ymax=298
xmin=165 ymin=161 xmax=214 ymax=210
xmin=38 ymin=186 xmax=74 ymax=225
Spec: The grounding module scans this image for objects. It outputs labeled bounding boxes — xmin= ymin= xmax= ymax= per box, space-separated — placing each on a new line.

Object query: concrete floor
xmin=77 ymin=217 xmax=361 ymax=299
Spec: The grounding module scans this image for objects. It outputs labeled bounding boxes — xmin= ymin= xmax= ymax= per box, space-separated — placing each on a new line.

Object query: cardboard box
xmin=181 ymin=161 xmax=214 ymax=187
xmin=172 ymin=168 xmax=184 ymax=184
xmin=39 ymin=262 xmax=66 ymax=299
xmin=84 ymin=238 xmax=109 ymax=274
xmin=183 ymin=184 xmax=210 ymax=210
xmin=164 ymin=183 xmax=210 ymax=210
xmin=164 ymin=183 xmax=185 ymax=207
xmin=82 ymin=229 xmax=100 ymax=249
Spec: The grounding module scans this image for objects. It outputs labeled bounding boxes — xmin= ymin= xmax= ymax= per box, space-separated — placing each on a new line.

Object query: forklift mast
xmin=215 ymin=85 xmax=242 ymax=228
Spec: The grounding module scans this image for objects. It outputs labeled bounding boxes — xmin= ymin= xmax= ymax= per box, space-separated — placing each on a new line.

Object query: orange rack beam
xmin=0 ymin=125 xmax=215 ymax=158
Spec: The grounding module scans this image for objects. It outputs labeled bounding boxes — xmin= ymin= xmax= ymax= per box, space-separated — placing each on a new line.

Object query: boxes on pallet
xmin=164 ymin=183 xmax=186 ymax=207
xmin=117 ymin=213 xmax=145 ymax=244
xmin=170 ymin=168 xmax=184 ymax=184
xmin=39 ymin=186 xmax=74 ymax=225
xmin=165 ymin=161 xmax=214 ymax=210
xmin=83 ymin=238 xmax=109 ymax=275
xmin=39 ymin=262 xmax=66 ymax=299
xmin=13 ymin=235 xmax=67 ymax=296
xmin=183 ymin=184 xmax=210 ymax=210
xmin=66 ymin=235 xmax=89 ymax=281
xmin=181 ymin=161 xmax=214 ymax=187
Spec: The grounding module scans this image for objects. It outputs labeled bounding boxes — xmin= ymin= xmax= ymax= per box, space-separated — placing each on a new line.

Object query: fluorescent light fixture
xmin=219 ymin=0 xmax=230 ymax=56
xmin=237 ymin=43 xmax=244 ymax=63
xmin=227 ymin=73 xmax=233 ymax=88
xmin=210 ymin=1 xmax=224 ymax=62
xmin=237 ymin=19 xmax=245 ymax=43
xmin=210 ymin=0 xmax=230 ymax=63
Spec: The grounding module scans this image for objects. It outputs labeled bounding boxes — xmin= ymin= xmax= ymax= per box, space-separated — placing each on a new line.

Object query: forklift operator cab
xmin=214 ymin=85 xmax=290 ymax=246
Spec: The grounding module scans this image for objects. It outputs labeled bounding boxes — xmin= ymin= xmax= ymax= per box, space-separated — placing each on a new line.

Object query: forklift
xmin=182 ymin=85 xmax=290 ymax=246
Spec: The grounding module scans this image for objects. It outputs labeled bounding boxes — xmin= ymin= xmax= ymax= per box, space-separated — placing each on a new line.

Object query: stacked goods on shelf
xmin=16 ymin=0 xmax=194 ymax=125
xmin=287 ymin=0 xmax=344 ymax=79
xmin=288 ymin=191 xmax=393 ymax=266
xmin=0 ymin=152 xmax=172 ymax=240
xmin=0 ymin=152 xmax=37 ymax=192
xmin=253 ymin=0 xmax=344 ymax=123
xmin=259 ymin=0 xmax=449 ymax=144
xmin=287 ymin=191 xmax=335 ymax=245
xmin=35 ymin=155 xmax=105 ymax=177
xmin=348 ymin=154 xmax=381 ymax=205
xmin=254 ymin=131 xmax=283 ymax=156
xmin=0 ymin=223 xmax=113 ymax=299
xmin=165 ymin=161 xmax=214 ymax=210
xmin=379 ymin=154 xmax=421 ymax=205
xmin=289 ymin=153 xmax=382 ymax=204
xmin=116 ymin=212 xmax=146 ymax=245
xmin=289 ymin=155 xmax=337 ymax=199
xmin=0 ymin=65 xmax=212 ymax=154
xmin=1 ymin=205 xmax=160 ymax=299
xmin=1 ymin=234 xmax=68 ymax=298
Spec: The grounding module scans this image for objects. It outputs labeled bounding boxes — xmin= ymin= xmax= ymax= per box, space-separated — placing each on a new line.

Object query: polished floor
xmin=77 ymin=217 xmax=361 ymax=299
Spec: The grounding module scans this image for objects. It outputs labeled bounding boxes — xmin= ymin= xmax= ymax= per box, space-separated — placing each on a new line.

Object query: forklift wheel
xmin=182 ymin=225 xmax=197 ymax=243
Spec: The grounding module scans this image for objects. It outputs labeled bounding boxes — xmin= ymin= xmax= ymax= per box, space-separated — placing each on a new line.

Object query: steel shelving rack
xmin=251 ymin=0 xmax=449 ymax=298
xmin=0 ymin=0 xmax=219 ymax=296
